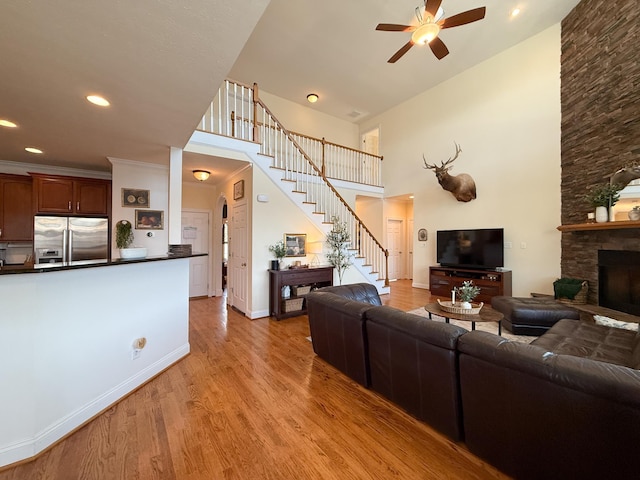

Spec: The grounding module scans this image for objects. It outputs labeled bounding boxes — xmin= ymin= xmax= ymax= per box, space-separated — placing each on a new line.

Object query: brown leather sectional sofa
xmin=306 ymin=283 xmax=640 ymax=480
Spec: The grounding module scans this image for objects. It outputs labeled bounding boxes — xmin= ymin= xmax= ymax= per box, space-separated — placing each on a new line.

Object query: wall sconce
xmin=307 ymin=93 xmax=319 ymax=103
xmin=193 ymin=170 xmax=210 ymax=181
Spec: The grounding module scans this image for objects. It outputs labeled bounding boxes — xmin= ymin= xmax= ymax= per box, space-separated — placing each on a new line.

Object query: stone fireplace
xmin=559 ymin=0 xmax=640 ymax=310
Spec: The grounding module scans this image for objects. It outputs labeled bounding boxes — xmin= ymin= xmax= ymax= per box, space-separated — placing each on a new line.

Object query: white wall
xmin=109 ymin=158 xmax=170 ymax=258
xmin=0 ymin=259 xmax=190 ymax=467
xmin=259 ymin=91 xmax=360 ymax=149
xmin=359 ymin=25 xmax=563 ymax=296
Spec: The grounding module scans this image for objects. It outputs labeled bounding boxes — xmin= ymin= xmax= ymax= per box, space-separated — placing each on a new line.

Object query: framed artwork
xmin=122 ymin=188 xmax=150 ymax=208
xmin=135 ymin=209 xmax=164 ymax=229
xmin=284 ymin=233 xmax=306 ymax=257
xmin=418 ymin=228 xmax=428 ymax=242
xmin=233 ymin=180 xmax=244 ymax=200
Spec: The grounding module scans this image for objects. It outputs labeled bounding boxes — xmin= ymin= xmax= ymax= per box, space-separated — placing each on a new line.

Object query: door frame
xmin=213 ymin=195 xmax=227 ymax=297
xmin=386 ymin=217 xmax=405 ymax=281
xmin=182 ymin=208 xmax=213 ymax=297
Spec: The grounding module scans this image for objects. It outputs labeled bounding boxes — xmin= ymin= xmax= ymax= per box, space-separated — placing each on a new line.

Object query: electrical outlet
xmin=131 ymin=349 xmax=141 ymax=360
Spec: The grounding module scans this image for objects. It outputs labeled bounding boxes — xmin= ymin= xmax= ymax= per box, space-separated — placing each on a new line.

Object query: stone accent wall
xmin=560 ymin=0 xmax=640 ymax=304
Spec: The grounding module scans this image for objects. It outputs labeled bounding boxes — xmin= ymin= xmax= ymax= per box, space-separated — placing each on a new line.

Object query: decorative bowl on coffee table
xmin=437 ymin=298 xmax=484 ymax=315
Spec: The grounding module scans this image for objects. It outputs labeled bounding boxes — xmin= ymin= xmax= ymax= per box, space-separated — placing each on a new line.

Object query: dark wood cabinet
xmin=429 ymin=266 xmax=512 ymax=304
xmin=0 ymin=174 xmax=33 ymax=241
xmin=32 ymin=173 xmax=111 ymax=216
xmin=269 ymin=266 xmax=333 ymax=320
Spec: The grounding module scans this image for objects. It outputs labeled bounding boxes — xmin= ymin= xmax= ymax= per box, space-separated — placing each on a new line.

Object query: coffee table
xmin=423 ymin=302 xmax=504 ymax=336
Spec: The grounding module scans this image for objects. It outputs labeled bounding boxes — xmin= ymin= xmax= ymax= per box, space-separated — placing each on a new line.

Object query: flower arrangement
xmin=268 ymin=240 xmax=287 ymax=260
xmin=455 ymin=280 xmax=481 ymax=303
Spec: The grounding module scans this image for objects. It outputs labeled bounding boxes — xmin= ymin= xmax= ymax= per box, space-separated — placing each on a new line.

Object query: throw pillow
xmin=593 ymin=315 xmax=639 ymax=332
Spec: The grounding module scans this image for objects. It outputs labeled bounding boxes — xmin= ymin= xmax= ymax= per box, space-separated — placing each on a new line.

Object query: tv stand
xmin=429 ymin=266 xmax=512 ymax=304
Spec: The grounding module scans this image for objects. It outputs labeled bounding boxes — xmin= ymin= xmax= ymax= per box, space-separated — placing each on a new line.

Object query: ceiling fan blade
xmin=388 ymin=41 xmax=414 ymax=63
xmin=441 ymin=7 xmax=486 ymax=29
xmin=376 ymin=23 xmax=415 ymax=32
xmin=428 ymin=36 xmax=449 ymax=60
xmin=424 ymin=0 xmax=443 ymax=19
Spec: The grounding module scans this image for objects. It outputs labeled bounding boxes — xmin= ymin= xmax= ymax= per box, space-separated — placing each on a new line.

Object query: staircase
xmin=197 ymin=80 xmax=389 ymax=293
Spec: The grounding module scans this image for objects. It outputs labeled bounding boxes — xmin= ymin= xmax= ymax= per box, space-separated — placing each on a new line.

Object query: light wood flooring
xmin=0 ymin=280 xmax=508 ymax=479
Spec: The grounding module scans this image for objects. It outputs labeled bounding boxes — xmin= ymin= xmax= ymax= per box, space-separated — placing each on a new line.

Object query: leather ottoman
xmin=491 ymin=296 xmax=580 ymax=336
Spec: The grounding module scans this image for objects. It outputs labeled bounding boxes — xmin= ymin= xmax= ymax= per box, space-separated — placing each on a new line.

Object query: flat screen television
xmin=436 ymin=228 xmax=504 ymax=270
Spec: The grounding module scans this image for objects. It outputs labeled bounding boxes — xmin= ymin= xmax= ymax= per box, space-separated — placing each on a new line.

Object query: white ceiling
xmin=0 ymin=0 xmax=581 ymax=184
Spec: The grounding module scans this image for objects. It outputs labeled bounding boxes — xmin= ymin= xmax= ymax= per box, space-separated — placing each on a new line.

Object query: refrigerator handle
xmin=63 ymin=229 xmax=69 ymax=263
xmin=68 ymin=229 xmax=74 ymax=263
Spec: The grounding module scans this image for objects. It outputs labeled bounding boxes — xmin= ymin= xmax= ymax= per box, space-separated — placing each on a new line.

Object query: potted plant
xmin=325 ymin=216 xmax=354 ymax=285
xmin=268 ymin=240 xmax=286 ymax=270
xmin=585 ymin=183 xmax=623 ymax=222
xmin=115 ymin=220 xmax=146 ymax=259
xmin=455 ymin=281 xmax=481 ymax=309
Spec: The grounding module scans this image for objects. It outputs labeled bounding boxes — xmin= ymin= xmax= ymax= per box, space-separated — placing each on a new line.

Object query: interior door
xmin=181 ymin=210 xmax=210 ymax=297
xmin=230 ymin=203 xmax=248 ymax=313
xmin=387 ymin=218 xmax=403 ymax=281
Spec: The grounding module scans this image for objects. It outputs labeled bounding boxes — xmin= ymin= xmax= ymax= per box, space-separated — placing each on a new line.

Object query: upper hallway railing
xmin=197 ymin=80 xmax=388 ymax=286
xmin=198 ymin=80 xmax=383 ymax=188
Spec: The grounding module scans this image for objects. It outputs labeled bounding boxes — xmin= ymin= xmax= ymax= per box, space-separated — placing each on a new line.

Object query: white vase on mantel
xmin=595 ymin=206 xmax=608 ymax=223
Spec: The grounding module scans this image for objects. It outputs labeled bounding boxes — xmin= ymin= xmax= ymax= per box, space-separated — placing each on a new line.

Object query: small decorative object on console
xmin=455 ymin=280 xmax=481 ymax=309
xmin=437 ymin=298 xmax=484 ymax=315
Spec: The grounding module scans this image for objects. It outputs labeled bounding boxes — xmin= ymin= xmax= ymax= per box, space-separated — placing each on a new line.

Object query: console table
xmin=269 ymin=266 xmax=333 ymax=320
xmin=429 ymin=266 xmax=512 ymax=304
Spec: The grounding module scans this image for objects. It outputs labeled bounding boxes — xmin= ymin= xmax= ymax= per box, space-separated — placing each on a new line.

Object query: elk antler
xmin=423 ymin=142 xmax=462 ymax=170
xmin=423 ymin=154 xmax=437 ymax=170
xmin=440 ymin=142 xmax=462 ymax=169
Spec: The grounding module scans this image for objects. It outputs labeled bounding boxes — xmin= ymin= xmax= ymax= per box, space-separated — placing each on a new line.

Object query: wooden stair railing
xmin=199 ymin=80 xmax=389 ymax=286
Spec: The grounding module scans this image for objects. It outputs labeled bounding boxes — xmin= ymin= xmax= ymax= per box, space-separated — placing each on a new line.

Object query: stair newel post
xmin=252 ymin=82 xmax=259 ymax=142
xmin=384 ymin=249 xmax=390 ymax=287
xmin=321 ymin=137 xmax=326 ymax=177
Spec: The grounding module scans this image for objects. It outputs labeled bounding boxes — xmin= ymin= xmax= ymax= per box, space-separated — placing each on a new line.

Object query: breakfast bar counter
xmin=0 ymin=253 xmax=199 ymax=467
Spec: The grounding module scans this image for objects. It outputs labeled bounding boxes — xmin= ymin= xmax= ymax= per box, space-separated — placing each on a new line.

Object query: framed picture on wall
xmin=284 ymin=233 xmax=306 ymax=257
xmin=233 ymin=180 xmax=244 ymax=200
xmin=418 ymin=228 xmax=428 ymax=242
xmin=122 ymin=188 xmax=150 ymax=208
xmin=135 ymin=210 xmax=164 ymax=229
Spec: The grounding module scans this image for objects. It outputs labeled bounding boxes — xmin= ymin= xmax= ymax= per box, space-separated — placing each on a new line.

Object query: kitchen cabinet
xmin=31 ymin=173 xmax=111 ymax=216
xmin=0 ymin=174 xmax=33 ymax=241
xmin=269 ymin=266 xmax=333 ymax=320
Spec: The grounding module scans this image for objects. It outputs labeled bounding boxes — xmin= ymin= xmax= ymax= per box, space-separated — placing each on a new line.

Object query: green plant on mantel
xmin=115 ymin=220 xmax=134 ymax=249
xmin=584 ymin=183 xmax=623 ymax=208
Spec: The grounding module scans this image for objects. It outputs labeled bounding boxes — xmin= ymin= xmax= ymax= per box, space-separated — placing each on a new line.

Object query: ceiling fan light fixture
xmin=193 ymin=169 xmax=210 ymax=181
xmin=411 ymin=22 xmax=440 ymax=44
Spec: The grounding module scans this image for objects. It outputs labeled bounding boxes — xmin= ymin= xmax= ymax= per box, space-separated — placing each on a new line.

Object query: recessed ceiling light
xmin=510 ymin=8 xmax=521 ymax=18
xmin=0 ymin=119 xmax=18 ymax=128
xmin=307 ymin=93 xmax=319 ymax=103
xmin=409 ymin=195 xmax=415 ymax=199
xmin=86 ymin=95 xmax=110 ymax=107
xmin=25 ymin=147 xmax=43 ymax=154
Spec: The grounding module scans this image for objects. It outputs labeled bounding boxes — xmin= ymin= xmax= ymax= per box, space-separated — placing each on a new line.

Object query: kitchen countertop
xmin=0 ymin=253 xmax=207 ymax=275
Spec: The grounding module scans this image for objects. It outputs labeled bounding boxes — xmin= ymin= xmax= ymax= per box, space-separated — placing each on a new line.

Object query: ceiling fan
xmin=375 ymin=0 xmax=486 ymax=62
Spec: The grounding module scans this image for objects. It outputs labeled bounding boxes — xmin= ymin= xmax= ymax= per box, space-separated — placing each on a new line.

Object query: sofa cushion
xmin=532 ymin=319 xmax=637 ymax=368
xmin=492 ymin=296 xmax=580 ymax=336
xmin=317 ymin=282 xmax=382 ymax=306
xmin=366 ymin=306 xmax=468 ymax=441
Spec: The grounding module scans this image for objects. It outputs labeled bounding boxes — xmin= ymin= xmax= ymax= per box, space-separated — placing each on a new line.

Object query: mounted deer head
xmin=423 ymin=142 xmax=477 ymax=202
xmin=610 ymin=165 xmax=640 ymax=187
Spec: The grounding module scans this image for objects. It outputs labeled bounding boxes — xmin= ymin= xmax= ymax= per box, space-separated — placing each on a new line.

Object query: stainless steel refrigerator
xmin=34 ymin=216 xmax=109 ymax=266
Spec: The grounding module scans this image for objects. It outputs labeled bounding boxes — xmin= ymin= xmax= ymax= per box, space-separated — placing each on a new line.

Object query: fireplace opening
xmin=598 ymin=250 xmax=640 ymax=316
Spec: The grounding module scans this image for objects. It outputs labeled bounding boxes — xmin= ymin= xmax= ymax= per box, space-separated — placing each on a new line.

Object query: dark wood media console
xmin=429 ymin=266 xmax=512 ymax=304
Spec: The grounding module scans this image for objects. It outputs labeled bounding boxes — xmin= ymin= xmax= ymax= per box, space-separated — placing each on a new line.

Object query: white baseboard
xmin=0 ymin=344 xmax=190 ymax=468
xmin=249 ymin=308 xmax=270 ymax=319
xmin=412 ymin=282 xmax=430 ymax=290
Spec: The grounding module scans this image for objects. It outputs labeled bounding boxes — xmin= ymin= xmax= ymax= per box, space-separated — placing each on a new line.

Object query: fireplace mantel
xmin=557 ymin=220 xmax=640 ymax=232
